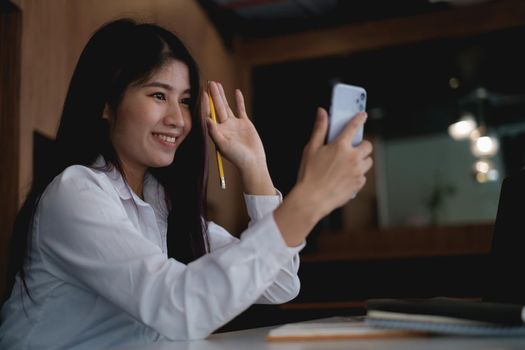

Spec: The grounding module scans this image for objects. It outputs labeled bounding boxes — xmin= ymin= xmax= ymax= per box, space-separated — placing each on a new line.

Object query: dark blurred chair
xmin=484 ymin=169 xmax=525 ymax=304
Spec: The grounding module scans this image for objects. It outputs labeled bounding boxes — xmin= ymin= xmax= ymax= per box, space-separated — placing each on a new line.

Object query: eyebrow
xmin=142 ymin=81 xmax=191 ymax=94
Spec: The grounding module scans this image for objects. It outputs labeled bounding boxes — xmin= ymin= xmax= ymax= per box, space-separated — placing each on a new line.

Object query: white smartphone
xmin=327 ymin=83 xmax=367 ymax=146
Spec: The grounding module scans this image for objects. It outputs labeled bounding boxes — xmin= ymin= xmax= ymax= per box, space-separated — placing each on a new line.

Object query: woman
xmin=0 ymin=18 xmax=372 ymax=349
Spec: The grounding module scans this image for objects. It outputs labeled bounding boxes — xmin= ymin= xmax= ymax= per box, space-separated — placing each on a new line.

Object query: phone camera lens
xmin=359 ymin=104 xmax=364 ymax=111
xmin=360 ymin=93 xmax=366 ymax=100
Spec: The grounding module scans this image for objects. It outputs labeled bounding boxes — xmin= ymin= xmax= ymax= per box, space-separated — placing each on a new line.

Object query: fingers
xmin=205 ymin=117 xmax=225 ymax=145
xmin=353 ymin=157 xmax=373 ymax=195
xmin=363 ymin=156 xmax=374 ymax=173
xmin=208 ymin=81 xmax=247 ymax=123
xmin=307 ymin=107 xmax=329 ymax=150
xmin=217 ymin=82 xmax=229 ymax=109
xmin=356 ymin=139 xmax=373 ymax=158
xmin=217 ymin=82 xmax=235 ymax=119
xmin=337 ymin=112 xmax=367 ymax=144
xmin=208 ymin=81 xmax=229 ymax=123
xmin=235 ymin=89 xmax=249 ymax=119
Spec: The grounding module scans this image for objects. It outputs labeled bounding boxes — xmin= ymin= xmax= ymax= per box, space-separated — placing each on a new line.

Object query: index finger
xmin=336 ymin=112 xmax=367 ymax=144
xmin=208 ymin=81 xmax=229 ymax=123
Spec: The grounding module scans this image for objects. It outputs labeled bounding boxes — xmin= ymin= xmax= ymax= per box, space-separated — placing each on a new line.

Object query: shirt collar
xmin=91 ymin=156 xmax=167 ymax=216
xmin=143 ymin=171 xmax=168 ymax=218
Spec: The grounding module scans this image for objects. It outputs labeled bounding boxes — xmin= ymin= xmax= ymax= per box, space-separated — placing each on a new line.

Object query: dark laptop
xmin=484 ymin=169 xmax=525 ymax=304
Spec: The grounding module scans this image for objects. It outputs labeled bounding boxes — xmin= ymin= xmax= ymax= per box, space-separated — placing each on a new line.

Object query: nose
xmin=164 ymin=103 xmax=184 ymax=129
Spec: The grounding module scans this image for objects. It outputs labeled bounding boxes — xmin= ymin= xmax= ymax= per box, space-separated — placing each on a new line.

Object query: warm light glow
xmin=448 ymin=114 xmax=477 ymax=140
xmin=473 ymin=159 xmax=499 ymax=183
xmin=475 ymin=169 xmax=499 ymax=183
xmin=469 ymin=128 xmax=481 ymax=141
xmin=471 ymin=135 xmax=499 ymax=157
xmin=476 ymin=172 xmax=487 ymax=183
xmin=474 ymin=160 xmax=490 ymax=173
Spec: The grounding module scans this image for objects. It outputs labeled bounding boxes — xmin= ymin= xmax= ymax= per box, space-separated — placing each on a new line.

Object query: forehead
xmin=144 ymin=59 xmax=190 ymax=91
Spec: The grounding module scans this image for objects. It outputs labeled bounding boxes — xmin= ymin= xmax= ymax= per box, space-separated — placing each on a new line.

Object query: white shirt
xmin=0 ymin=159 xmax=303 ymax=350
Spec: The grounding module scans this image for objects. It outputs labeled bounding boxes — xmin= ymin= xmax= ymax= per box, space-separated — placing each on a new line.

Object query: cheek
xmin=117 ymin=104 xmax=152 ymax=136
xmin=110 ymin=112 xmax=150 ymax=152
xmin=113 ymin=118 xmax=141 ymax=143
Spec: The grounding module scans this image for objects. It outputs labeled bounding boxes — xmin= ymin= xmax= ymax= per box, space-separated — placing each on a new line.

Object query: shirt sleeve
xmin=208 ymin=190 xmax=304 ymax=304
xmin=36 ymin=167 xmax=298 ymax=341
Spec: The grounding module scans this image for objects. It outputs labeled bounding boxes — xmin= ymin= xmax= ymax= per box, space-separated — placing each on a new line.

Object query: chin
xmin=157 ymin=160 xmax=175 ymax=168
xmin=150 ymin=155 xmax=175 ymax=168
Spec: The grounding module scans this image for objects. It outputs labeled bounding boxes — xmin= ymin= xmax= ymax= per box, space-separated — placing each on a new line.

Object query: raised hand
xmin=203 ymin=81 xmax=274 ymax=195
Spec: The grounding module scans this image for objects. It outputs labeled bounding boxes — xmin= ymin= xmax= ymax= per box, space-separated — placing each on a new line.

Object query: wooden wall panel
xmin=0 ymin=2 xmax=21 ymax=298
xmin=236 ymin=0 xmax=525 ymax=67
xmin=303 ymin=223 xmax=493 ymax=262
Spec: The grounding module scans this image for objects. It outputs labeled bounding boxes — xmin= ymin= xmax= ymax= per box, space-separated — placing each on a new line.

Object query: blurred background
xmin=1 ymin=0 xmax=525 ymax=331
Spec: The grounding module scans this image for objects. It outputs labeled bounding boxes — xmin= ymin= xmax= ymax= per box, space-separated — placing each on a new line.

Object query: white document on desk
xmin=266 ymin=316 xmax=424 ymax=341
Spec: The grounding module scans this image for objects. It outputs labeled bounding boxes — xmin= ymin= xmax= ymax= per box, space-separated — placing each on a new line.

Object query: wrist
xmin=287 ymin=183 xmax=328 ymax=224
xmin=274 ymin=184 xmax=326 ymax=247
xmin=240 ymin=159 xmax=275 ymax=195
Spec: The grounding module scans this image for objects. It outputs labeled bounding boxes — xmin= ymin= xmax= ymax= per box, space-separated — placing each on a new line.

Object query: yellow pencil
xmin=208 ymin=88 xmax=226 ymax=189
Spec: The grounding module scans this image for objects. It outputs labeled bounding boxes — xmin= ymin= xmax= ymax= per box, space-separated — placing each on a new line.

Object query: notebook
xmin=266 ymin=316 xmax=426 ymax=341
xmin=365 ymin=298 xmax=525 ymax=336
xmin=484 ymin=169 xmax=525 ymax=304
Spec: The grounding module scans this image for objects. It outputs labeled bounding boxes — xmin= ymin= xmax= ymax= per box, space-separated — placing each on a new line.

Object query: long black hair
xmin=3 ymin=18 xmax=209 ymax=303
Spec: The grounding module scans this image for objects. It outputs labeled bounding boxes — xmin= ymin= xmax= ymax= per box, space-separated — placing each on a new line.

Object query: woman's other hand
xmin=298 ymin=108 xmax=372 ymax=215
xmin=275 ymin=108 xmax=373 ymax=246
xmin=203 ymin=81 xmax=274 ymax=195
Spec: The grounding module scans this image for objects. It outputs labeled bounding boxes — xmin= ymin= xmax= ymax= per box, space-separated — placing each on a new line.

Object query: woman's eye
xmin=152 ymin=92 xmax=166 ymax=101
xmin=180 ymin=98 xmax=192 ymax=106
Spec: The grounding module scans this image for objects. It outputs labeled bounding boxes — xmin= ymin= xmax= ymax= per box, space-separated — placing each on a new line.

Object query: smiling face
xmin=107 ymin=59 xmax=192 ymax=177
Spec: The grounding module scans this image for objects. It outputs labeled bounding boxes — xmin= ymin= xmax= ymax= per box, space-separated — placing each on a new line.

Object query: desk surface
xmin=114 ymin=318 xmax=525 ymax=350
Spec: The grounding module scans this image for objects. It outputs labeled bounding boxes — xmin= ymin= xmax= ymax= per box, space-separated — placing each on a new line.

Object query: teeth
xmin=153 ymin=133 xmax=176 ymax=144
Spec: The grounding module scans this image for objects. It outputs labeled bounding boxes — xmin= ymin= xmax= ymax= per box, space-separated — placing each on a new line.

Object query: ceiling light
xmin=474 ymin=159 xmax=490 ymax=173
xmin=471 ymin=135 xmax=499 ymax=158
xmin=448 ymin=113 xmax=477 ymax=140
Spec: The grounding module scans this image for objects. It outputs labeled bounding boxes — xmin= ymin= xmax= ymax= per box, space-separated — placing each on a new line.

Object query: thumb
xmin=308 ymin=107 xmax=329 ymax=150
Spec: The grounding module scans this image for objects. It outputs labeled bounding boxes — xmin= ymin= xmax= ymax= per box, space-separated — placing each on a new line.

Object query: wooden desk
xmin=112 ymin=318 xmax=525 ymax=350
